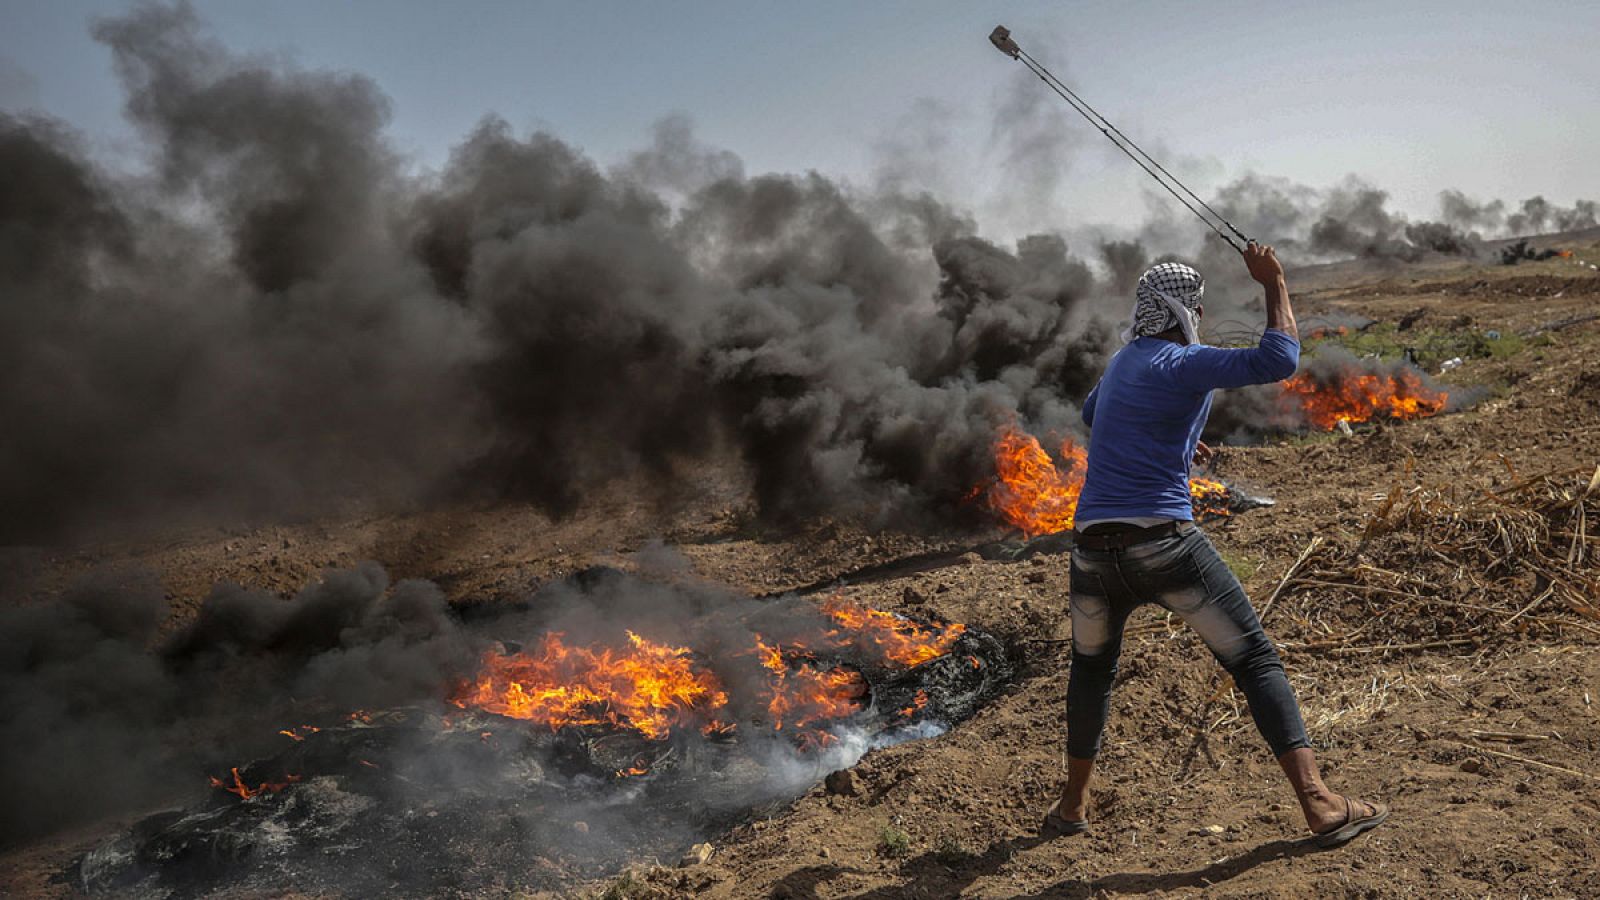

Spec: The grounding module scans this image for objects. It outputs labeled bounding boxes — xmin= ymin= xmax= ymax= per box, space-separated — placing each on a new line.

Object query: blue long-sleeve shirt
xmin=1075 ymin=329 xmax=1300 ymax=525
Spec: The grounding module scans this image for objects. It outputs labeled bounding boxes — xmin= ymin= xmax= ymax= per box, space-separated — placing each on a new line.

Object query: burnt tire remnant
xmin=75 ymin=631 xmax=1010 ymax=897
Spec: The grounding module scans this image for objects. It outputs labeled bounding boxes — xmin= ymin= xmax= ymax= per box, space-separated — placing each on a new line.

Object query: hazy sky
xmin=3 ymin=1 xmax=1596 ymax=235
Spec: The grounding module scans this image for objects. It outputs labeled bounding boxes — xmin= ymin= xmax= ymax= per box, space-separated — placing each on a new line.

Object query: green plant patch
xmin=878 ymin=825 xmax=912 ymax=859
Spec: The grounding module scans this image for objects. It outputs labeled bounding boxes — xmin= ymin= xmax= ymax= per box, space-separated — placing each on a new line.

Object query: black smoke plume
xmin=0 ymin=561 xmax=477 ymax=846
xmin=0 ymin=3 xmax=1116 ymax=544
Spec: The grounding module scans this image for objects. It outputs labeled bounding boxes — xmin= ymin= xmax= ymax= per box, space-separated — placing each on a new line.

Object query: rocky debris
xmin=677 ymin=842 xmax=713 ymax=867
xmin=825 ymin=769 xmax=861 ymax=797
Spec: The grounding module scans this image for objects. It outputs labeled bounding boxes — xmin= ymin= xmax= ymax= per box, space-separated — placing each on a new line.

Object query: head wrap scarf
xmin=1122 ymin=262 xmax=1204 ymax=345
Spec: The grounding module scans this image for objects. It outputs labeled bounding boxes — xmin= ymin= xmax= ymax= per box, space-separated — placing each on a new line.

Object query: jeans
xmin=1066 ymin=525 xmax=1310 ymax=760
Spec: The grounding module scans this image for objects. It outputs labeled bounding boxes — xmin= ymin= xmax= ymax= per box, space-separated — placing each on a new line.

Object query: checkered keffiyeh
xmin=1121 ymin=262 xmax=1205 ymax=345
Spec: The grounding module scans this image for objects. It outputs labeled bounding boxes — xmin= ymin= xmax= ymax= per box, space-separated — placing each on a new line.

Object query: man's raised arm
xmin=1245 ymin=241 xmax=1297 ymax=341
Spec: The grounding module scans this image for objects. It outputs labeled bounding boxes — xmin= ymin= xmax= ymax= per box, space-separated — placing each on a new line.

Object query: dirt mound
xmin=1426 ymin=274 xmax=1600 ymax=298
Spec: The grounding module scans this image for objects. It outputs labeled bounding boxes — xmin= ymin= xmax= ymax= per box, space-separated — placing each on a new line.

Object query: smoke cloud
xmin=0 ymin=561 xmax=477 ymax=846
xmin=0 ymin=3 xmax=1114 ymax=543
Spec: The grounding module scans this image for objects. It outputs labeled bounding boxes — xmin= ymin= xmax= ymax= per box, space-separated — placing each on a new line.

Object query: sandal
xmin=1041 ymin=798 xmax=1089 ymax=838
xmin=1311 ymin=796 xmax=1390 ymax=848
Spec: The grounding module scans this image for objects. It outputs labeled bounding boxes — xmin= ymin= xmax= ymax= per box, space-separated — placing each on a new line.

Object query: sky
xmin=3 ymin=0 xmax=1597 ymax=236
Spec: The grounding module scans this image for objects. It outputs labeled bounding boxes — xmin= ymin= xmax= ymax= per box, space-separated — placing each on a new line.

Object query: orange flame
xmin=986 ymin=428 xmax=1087 ymax=538
xmin=450 ymin=602 xmax=967 ymax=747
xmin=209 ymin=767 xmax=302 ymax=799
xmin=1188 ymin=477 xmax=1233 ymax=519
xmin=277 ymin=724 xmax=320 ymax=742
xmin=820 ymin=596 xmax=966 ymax=667
xmin=451 ymin=631 xmax=730 ymax=740
xmin=898 ymin=689 xmax=930 ymax=718
xmin=983 ymin=426 xmax=1234 ymax=537
xmin=753 ymin=637 xmax=867 ymax=732
xmin=1306 ymin=325 xmax=1351 ymax=340
xmin=1280 ymin=367 xmax=1447 ymax=430
xmin=1555 ymin=249 xmax=1574 ymax=258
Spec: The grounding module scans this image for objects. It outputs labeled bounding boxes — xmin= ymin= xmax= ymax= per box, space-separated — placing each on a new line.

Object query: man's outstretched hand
xmin=1243 ymin=241 xmax=1284 ymax=286
xmin=1192 ymin=440 xmax=1214 ymax=468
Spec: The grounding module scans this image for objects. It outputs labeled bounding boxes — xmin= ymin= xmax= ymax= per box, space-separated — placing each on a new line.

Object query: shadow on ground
xmin=768 ymin=833 xmax=1335 ymax=899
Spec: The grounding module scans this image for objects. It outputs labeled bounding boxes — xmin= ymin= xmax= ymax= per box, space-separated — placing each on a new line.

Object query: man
xmin=1045 ymin=242 xmax=1388 ymax=847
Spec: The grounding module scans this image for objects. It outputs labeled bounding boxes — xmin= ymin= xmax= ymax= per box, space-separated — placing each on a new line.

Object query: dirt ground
xmin=4 ymin=244 xmax=1599 ymax=899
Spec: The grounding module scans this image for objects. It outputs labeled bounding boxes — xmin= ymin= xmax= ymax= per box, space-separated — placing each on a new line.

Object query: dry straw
xmin=1273 ymin=464 xmax=1600 ymax=656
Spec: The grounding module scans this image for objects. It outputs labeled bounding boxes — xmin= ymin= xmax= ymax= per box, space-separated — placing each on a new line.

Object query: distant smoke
xmin=1438 ymin=189 xmax=1507 ymax=233
xmin=1162 ymin=176 xmax=1597 ymax=268
xmin=1436 ymin=191 xmax=1597 ymax=239
xmin=1505 ymin=196 xmax=1598 ymax=236
xmin=1192 ymin=176 xmax=1478 ymax=263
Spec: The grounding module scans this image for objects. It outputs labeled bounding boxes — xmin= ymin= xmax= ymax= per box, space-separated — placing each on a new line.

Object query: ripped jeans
xmin=1067 ymin=526 xmax=1310 ymax=760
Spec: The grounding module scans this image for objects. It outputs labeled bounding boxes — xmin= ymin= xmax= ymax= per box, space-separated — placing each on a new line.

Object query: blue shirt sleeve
xmin=1082 ymin=381 xmax=1100 ymax=428
xmin=1163 ymin=329 xmax=1300 ymax=391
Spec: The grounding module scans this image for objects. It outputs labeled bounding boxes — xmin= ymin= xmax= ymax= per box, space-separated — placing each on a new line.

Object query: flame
xmin=209 ymin=767 xmax=302 ymax=800
xmin=1555 ymin=249 xmax=1574 ymax=258
xmin=1306 ymin=325 xmax=1351 ymax=340
xmin=278 ymin=724 xmax=320 ymax=742
xmin=1188 ymin=477 xmax=1233 ymax=519
xmin=898 ymin=689 xmax=930 ymax=718
xmin=753 ymin=637 xmax=867 ymax=732
xmin=451 ymin=631 xmax=730 ymax=740
xmin=449 ymin=602 xmax=967 ymax=748
xmin=820 ymin=596 xmax=966 ymax=667
xmin=1280 ymin=367 xmax=1447 ymax=430
xmin=986 ymin=428 xmax=1087 ymax=538
xmin=982 ymin=425 xmax=1234 ymax=537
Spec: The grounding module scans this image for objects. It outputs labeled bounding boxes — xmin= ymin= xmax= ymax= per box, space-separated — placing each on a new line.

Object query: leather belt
xmin=1072 ymin=520 xmax=1194 ymax=551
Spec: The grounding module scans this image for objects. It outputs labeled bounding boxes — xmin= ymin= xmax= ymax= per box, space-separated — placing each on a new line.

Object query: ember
xmin=983 ymin=425 xmax=1239 ymax=537
xmin=1280 ymin=366 xmax=1448 ymax=430
xmin=1305 ymin=325 xmax=1352 ymax=340
xmin=208 ymin=767 xmax=302 ymax=800
xmin=898 ymin=690 xmax=930 ymax=718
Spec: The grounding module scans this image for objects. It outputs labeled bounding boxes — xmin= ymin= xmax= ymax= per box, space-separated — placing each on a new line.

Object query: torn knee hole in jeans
xmin=1160 ymin=585 xmax=1208 ymax=614
xmin=1070 ymin=596 xmax=1111 ymax=655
